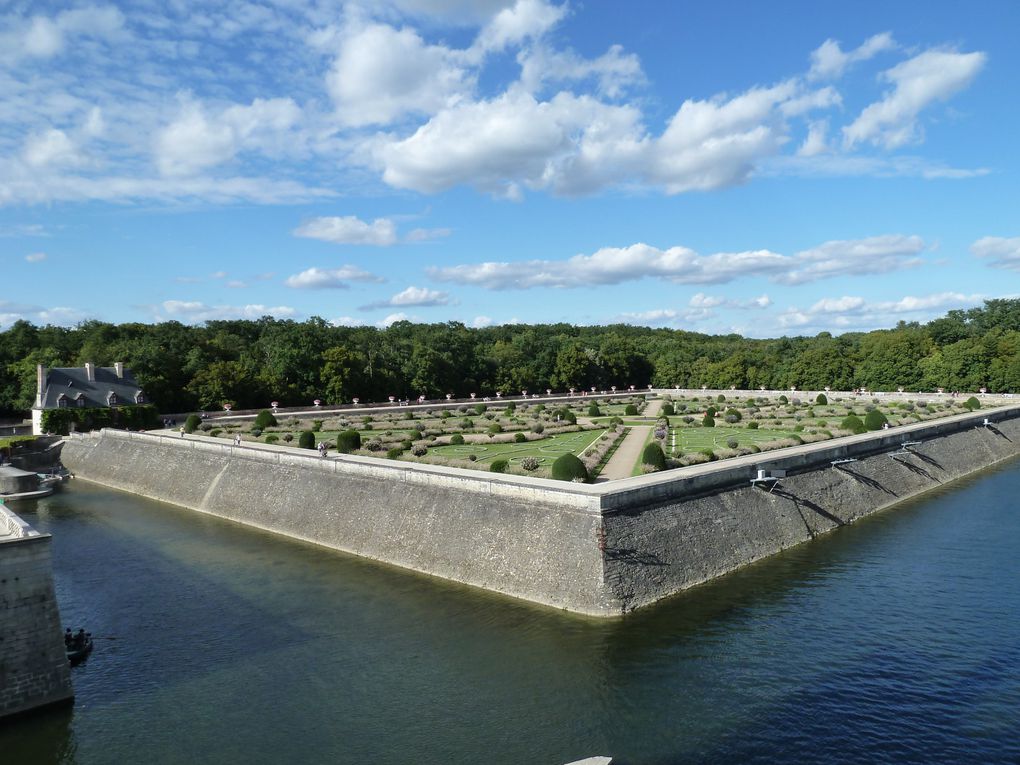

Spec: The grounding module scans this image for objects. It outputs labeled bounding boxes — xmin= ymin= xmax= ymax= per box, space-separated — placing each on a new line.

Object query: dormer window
xmin=57 ymin=394 xmax=69 ymax=408
xmin=76 ymin=395 xmax=86 ymax=408
xmin=107 ymin=391 xmax=119 ymax=406
xmin=134 ymin=391 xmax=146 ymax=404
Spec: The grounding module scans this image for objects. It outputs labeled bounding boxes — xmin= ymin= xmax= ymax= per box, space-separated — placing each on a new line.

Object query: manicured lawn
xmin=667 ymin=425 xmax=800 ymax=454
xmin=429 ymin=428 xmax=608 ymax=466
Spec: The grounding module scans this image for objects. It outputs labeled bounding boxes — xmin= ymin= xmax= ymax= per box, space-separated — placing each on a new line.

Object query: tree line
xmin=1 ymin=299 xmax=1019 ymax=416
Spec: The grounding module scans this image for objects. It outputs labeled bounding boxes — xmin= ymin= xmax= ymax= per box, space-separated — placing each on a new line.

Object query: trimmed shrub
xmin=705 ymin=406 xmax=717 ymax=417
xmin=460 ymin=418 xmax=473 ymax=429
xmin=450 ymin=433 xmax=465 ymax=445
xmin=311 ymin=420 xmax=323 ymax=432
xmin=778 ymin=395 xmax=788 ymax=404
xmin=467 ymin=454 xmax=477 ymax=461
xmin=474 ymin=403 xmax=487 ymax=415
xmin=964 ymin=396 xmax=981 ymax=411
xmin=411 ymin=444 xmax=428 ymax=457
xmin=702 ymin=413 xmax=716 ymax=427
xmin=641 ymin=442 xmax=667 ymax=471
xmin=490 ymin=459 xmax=509 ymax=473
xmin=184 ymin=414 xmax=202 ymax=433
xmin=532 ymin=422 xmax=545 ymax=434
xmin=551 ymin=453 xmax=589 ymax=482
xmin=717 ymin=394 xmax=726 ymax=402
xmin=725 ymin=407 xmax=742 ymax=421
xmin=624 ymin=404 xmax=638 ymax=416
xmin=254 ymin=410 xmax=278 ymax=429
xmin=364 ymin=439 xmax=384 ymax=452
xmin=385 ymin=447 xmax=404 ymax=459
xmin=264 ymin=435 xmax=279 ymax=444
xmin=336 ymin=429 xmax=361 ymax=453
xmin=514 ymin=432 xmax=527 ymax=443
xmin=840 ymin=414 xmax=867 ymax=434
xmin=816 ymin=393 xmax=828 ymax=405
xmin=209 ymin=429 xmax=222 ymax=437
xmin=864 ymin=409 xmax=889 ymax=431
xmin=700 ymin=448 xmax=718 ymax=461
xmin=282 ymin=433 xmax=293 ymax=442
xmin=555 ymin=408 xmax=577 ymax=424
xmin=587 ymin=404 xmax=602 ymax=417
xmin=727 ymin=439 xmax=739 ymax=449
xmin=488 ymin=422 xmax=503 ymax=435
xmin=200 ymin=422 xmax=213 ymax=432
xmin=298 ymin=430 xmax=315 ymax=449
xmin=661 ymin=403 xmax=675 ymax=416
xmin=250 ymin=427 xmax=263 ymax=437
xmin=747 ymin=421 xmax=759 ymax=429
xmin=520 ymin=456 xmax=541 ymax=471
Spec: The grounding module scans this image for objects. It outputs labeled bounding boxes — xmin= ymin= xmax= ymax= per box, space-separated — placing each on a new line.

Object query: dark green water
xmin=3 ymin=463 xmax=1020 ymax=764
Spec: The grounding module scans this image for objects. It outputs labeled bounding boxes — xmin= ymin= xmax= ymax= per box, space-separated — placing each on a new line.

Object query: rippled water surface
xmin=3 ymin=463 xmax=1020 ymax=764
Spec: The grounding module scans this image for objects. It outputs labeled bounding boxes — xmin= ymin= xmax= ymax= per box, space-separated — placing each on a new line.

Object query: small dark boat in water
xmin=66 ymin=632 xmax=94 ymax=665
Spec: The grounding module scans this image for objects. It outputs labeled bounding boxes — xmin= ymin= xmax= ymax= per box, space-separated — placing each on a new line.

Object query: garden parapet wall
xmin=62 ymin=405 xmax=1020 ymax=617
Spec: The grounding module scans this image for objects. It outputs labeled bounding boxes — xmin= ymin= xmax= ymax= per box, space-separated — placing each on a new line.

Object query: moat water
xmin=3 ymin=463 xmax=1020 ymax=764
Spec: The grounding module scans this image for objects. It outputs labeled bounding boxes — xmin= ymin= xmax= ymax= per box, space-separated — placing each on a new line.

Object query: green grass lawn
xmin=666 ymin=425 xmax=800 ymax=453
xmin=429 ymin=428 xmax=608 ymax=466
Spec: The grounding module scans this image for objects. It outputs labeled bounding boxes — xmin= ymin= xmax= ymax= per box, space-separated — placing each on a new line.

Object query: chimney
xmin=35 ymin=364 xmax=46 ymax=407
xmin=84 ymin=362 xmax=95 ymax=382
xmin=115 ymin=361 xmax=124 ymax=378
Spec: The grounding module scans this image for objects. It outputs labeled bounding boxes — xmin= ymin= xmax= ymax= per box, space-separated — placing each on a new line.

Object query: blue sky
xmin=2 ymin=0 xmax=1019 ymax=337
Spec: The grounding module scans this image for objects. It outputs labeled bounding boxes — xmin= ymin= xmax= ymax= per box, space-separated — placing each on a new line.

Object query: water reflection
xmin=2 ymin=463 xmax=1019 ymax=764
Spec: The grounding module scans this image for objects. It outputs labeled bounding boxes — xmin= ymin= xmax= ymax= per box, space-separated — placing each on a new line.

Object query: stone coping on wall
xmin=0 ymin=503 xmax=44 ymax=541
xmin=68 ymin=403 xmax=1020 ymax=514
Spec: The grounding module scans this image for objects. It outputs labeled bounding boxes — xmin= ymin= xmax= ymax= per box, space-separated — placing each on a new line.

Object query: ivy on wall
xmin=41 ymin=404 xmax=160 ymax=435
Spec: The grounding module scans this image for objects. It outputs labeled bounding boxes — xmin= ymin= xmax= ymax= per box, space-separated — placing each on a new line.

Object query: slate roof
xmin=38 ymin=366 xmax=147 ymax=410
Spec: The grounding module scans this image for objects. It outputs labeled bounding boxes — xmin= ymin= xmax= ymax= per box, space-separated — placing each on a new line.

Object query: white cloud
xmin=474 ymin=0 xmax=567 ymax=53
xmin=293 ymin=216 xmax=399 ymax=246
xmin=23 ymin=129 xmax=82 ymax=168
xmin=689 ymin=293 xmax=724 ymax=308
xmin=326 ymin=22 xmax=473 ymax=127
xmin=330 ymin=316 xmax=366 ymax=327
xmin=430 ymin=235 xmax=927 ymax=290
xmin=377 ymin=311 xmax=412 ymax=327
xmin=808 ymin=32 xmax=896 ymax=80
xmin=471 ymin=315 xmax=493 ymax=328
xmin=843 ymin=49 xmax=986 ymax=149
xmin=970 ymin=236 xmax=1020 ymax=272
xmin=25 ymin=252 xmax=47 ymax=263
xmin=797 ymin=120 xmax=830 ymax=157
xmin=155 ymin=97 xmax=302 ymax=176
xmin=159 ymin=300 xmax=297 ymax=323
xmin=518 ymin=43 xmax=642 ymax=98
xmin=361 ymin=285 xmax=450 ymax=310
xmin=2 ymin=5 xmax=125 ymax=63
xmin=0 ymin=300 xmax=90 ymax=328
xmin=778 ymin=234 xmax=926 ymax=285
xmin=778 ymin=291 xmax=983 ymax=331
xmin=284 ymin=266 xmax=384 ymax=289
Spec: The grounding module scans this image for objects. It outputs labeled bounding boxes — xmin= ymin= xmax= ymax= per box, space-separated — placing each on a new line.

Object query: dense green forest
xmin=2 ymin=299 xmax=1019 ymax=416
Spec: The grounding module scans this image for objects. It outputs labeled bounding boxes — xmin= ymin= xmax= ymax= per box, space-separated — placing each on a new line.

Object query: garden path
xmin=595 ymin=398 xmax=664 ymax=482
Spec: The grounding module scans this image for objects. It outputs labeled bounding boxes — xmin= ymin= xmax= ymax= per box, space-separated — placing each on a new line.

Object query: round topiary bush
xmin=717 ymin=394 xmax=726 ymax=402
xmin=551 ymin=453 xmax=589 ymax=482
xmin=250 ymin=427 xmax=263 ymax=437
xmin=964 ymin=396 xmax=981 ymax=411
xmin=450 ymin=433 xmax=465 ymax=445
xmin=298 ymin=430 xmax=315 ymax=449
xmin=254 ymin=410 xmax=278 ymax=429
xmin=488 ymin=423 xmax=503 ymax=435
xmin=210 ymin=429 xmax=222 ymax=437
xmin=410 ymin=444 xmax=428 ymax=457
xmin=311 ymin=420 xmax=323 ymax=432
xmin=864 ymin=409 xmax=889 ymax=431
xmin=587 ymin=404 xmax=602 ymax=417
xmin=624 ymin=404 xmax=638 ymax=416
xmin=641 ymin=442 xmax=667 ymax=471
xmin=520 ymin=456 xmax=541 ymax=471
xmin=778 ymin=395 xmax=788 ymax=404
xmin=282 ymin=433 xmax=293 ymax=442
xmin=474 ymin=403 xmax=487 ymax=415
xmin=840 ymin=414 xmax=867 ymax=434
xmin=184 ymin=414 xmax=202 ymax=433
xmin=514 ymin=432 xmax=527 ymax=443
xmin=265 ymin=435 xmax=279 ymax=444
xmin=555 ymin=408 xmax=577 ymax=424
xmin=702 ymin=413 xmax=715 ymax=427
xmin=385 ymin=447 xmax=404 ymax=459
xmin=816 ymin=393 xmax=828 ymax=405
xmin=490 ymin=459 xmax=509 ymax=473
xmin=661 ymin=403 xmax=675 ymax=416
xmin=747 ymin=421 xmax=759 ymax=429
xmin=727 ymin=438 xmax=739 ymax=449
xmin=336 ymin=429 xmax=361 ymax=453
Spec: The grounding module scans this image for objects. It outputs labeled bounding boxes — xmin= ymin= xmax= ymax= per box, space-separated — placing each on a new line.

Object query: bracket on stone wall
xmin=750 ymin=468 xmax=784 ymax=493
xmin=889 ymin=440 xmax=922 ymax=458
xmin=830 ymin=458 xmax=858 ymax=467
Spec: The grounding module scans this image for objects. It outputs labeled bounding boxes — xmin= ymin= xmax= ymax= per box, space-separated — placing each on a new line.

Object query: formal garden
xmin=183 ymin=391 xmax=985 ymax=482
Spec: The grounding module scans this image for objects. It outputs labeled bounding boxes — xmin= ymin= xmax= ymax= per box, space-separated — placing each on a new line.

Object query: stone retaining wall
xmin=61 ymin=405 xmax=1020 ymax=616
xmin=0 ymin=506 xmax=73 ymax=719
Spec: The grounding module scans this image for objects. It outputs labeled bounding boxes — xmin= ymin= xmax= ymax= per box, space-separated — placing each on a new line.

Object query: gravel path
xmin=595 ymin=398 xmax=664 ymax=482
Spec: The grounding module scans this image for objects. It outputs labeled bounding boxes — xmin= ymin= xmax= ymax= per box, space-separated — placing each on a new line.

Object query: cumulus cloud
xmin=778 ymin=291 xmax=983 ymax=330
xmin=159 ymin=300 xmax=297 ymax=323
xmin=360 ymin=285 xmax=450 ymax=310
xmin=377 ymin=311 xmax=413 ymax=327
xmin=808 ymin=32 xmax=896 ymax=80
xmin=326 ymin=22 xmax=473 ymax=127
xmin=843 ymin=49 xmax=986 ymax=149
xmin=294 ymin=216 xmax=399 ymax=246
xmin=970 ymin=236 xmax=1020 ymax=272
xmin=23 ymin=129 xmax=83 ymax=168
xmin=778 ymin=235 xmax=925 ymax=285
xmin=284 ymin=266 xmax=384 ymax=289
xmin=471 ymin=315 xmax=493 ymax=328
xmin=1 ymin=5 xmax=125 ymax=63
xmin=154 ymin=97 xmax=301 ymax=176
xmin=429 ymin=236 xmax=924 ymax=290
